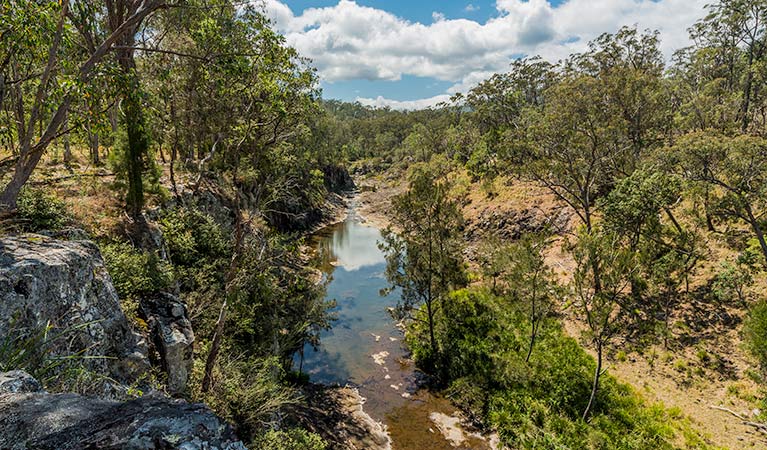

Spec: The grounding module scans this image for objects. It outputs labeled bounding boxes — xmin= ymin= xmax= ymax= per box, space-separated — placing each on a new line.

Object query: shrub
xmin=159 ymin=207 xmax=230 ymax=268
xmin=251 ymin=429 xmax=326 ymax=450
xmin=101 ymin=242 xmax=173 ymax=302
xmin=193 ymin=356 xmax=299 ymax=441
xmin=406 ymin=287 xmax=712 ymax=449
xmin=744 ymin=300 xmax=767 ymax=375
xmin=16 ymin=187 xmax=68 ymax=231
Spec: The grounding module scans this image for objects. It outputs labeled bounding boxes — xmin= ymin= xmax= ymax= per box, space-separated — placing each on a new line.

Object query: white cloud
xmin=465 ymin=4 xmax=479 ymax=12
xmin=356 ymin=94 xmax=452 ymax=110
xmin=263 ymin=0 xmax=709 ymax=108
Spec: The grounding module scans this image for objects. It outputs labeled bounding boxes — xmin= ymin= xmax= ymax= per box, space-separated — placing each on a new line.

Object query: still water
xmin=297 ymin=206 xmax=493 ymax=449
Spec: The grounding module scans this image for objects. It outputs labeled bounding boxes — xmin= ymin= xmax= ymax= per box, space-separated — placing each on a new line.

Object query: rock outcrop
xmin=465 ymin=205 xmax=572 ymax=242
xmin=141 ymin=293 xmax=195 ymax=395
xmin=0 ymin=371 xmax=247 ymax=450
xmin=0 ymin=235 xmax=149 ymax=390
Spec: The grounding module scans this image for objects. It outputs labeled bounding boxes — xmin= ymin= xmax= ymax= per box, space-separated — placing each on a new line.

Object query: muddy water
xmin=297 ymin=206 xmax=493 ymax=450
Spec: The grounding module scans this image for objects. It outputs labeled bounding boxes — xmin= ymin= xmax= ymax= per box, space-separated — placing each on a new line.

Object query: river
xmin=296 ymin=202 xmax=495 ymax=449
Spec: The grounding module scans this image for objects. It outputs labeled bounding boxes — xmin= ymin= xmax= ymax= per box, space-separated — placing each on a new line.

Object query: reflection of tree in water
xmin=302 ymin=348 xmax=351 ymax=385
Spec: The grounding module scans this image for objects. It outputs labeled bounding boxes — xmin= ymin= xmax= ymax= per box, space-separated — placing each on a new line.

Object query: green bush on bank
xmin=101 ymin=242 xmax=174 ymax=300
xmin=252 ymin=429 xmax=327 ymax=450
xmin=406 ymin=287 xmax=714 ymax=450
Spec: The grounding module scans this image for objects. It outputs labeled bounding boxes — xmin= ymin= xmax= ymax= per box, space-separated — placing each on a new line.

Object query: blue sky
xmin=264 ymin=0 xmax=708 ymax=109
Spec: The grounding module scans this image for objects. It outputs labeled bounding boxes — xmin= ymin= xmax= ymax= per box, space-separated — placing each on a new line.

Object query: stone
xmin=140 ymin=294 xmax=195 ymax=395
xmin=0 ymin=371 xmax=43 ymax=394
xmin=0 ymin=235 xmax=149 ymax=391
xmin=0 ymin=371 xmax=247 ymax=450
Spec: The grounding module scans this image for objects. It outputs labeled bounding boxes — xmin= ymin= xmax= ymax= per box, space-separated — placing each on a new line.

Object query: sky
xmin=262 ymin=0 xmax=710 ymax=110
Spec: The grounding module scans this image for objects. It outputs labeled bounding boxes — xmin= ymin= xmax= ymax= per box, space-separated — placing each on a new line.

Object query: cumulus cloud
xmin=465 ymin=4 xmax=479 ymax=13
xmin=263 ymin=0 xmax=709 ymax=109
xmin=356 ymin=94 xmax=452 ymax=110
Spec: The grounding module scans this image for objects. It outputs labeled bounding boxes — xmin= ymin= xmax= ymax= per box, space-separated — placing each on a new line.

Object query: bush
xmin=251 ymin=429 xmax=326 ymax=450
xmin=159 ymin=207 xmax=230 ymax=268
xmin=744 ymin=300 xmax=767 ymax=375
xmin=16 ymin=187 xmax=68 ymax=231
xmin=101 ymin=242 xmax=173 ymax=302
xmin=407 ymin=287 xmax=712 ymax=449
xmin=193 ymin=356 xmax=299 ymax=441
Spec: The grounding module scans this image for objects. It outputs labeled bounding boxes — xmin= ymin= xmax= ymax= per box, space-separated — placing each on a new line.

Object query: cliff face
xmin=0 ymin=235 xmax=245 ymax=448
xmin=0 ymin=235 xmax=149 ymax=390
xmin=0 ymin=370 xmax=246 ymax=450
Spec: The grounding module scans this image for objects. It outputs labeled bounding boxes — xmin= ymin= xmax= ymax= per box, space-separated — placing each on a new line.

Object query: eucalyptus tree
xmin=503 ymin=233 xmax=558 ymax=363
xmin=380 ymin=159 xmax=467 ymax=368
xmin=152 ymin=4 xmax=324 ymax=391
xmin=687 ymin=0 xmax=767 ymax=132
xmin=571 ymin=27 xmax=671 ymax=172
xmin=524 ymin=73 xmax=623 ymax=233
xmin=0 ymin=0 xmax=171 ymax=211
xmin=672 ymin=132 xmax=767 ymax=264
xmin=601 ymin=169 xmax=701 ymax=344
xmin=572 ymin=227 xmax=637 ymax=421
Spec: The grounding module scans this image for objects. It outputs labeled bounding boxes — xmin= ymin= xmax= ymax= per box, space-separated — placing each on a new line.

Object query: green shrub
xmin=406 ymin=286 xmax=711 ymax=449
xmin=16 ymin=187 xmax=68 ymax=231
xmin=194 ymin=356 xmax=299 ymax=441
xmin=251 ymin=429 xmax=326 ymax=450
xmin=159 ymin=207 xmax=230 ymax=267
xmin=744 ymin=300 xmax=767 ymax=375
xmin=101 ymin=242 xmax=173 ymax=302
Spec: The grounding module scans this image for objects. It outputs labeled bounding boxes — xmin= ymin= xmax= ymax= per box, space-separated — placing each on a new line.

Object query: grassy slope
xmin=358 ymin=168 xmax=766 ymax=450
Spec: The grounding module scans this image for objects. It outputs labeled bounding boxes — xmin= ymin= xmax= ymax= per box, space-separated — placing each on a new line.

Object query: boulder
xmin=0 ymin=371 xmax=247 ymax=450
xmin=0 ymin=370 xmax=43 ymax=394
xmin=141 ymin=293 xmax=195 ymax=395
xmin=0 ymin=235 xmax=149 ymax=390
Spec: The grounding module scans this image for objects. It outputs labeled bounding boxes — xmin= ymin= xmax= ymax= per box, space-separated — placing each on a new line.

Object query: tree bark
xmin=583 ymin=341 xmax=602 ymax=421
xmin=744 ymin=202 xmax=767 ymax=265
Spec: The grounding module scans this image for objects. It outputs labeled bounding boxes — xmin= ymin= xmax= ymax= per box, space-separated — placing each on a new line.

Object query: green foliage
xmin=408 ymin=287 xmax=703 ymax=450
xmin=712 ymin=259 xmax=754 ymax=306
xmin=107 ymin=125 xmax=164 ymax=211
xmin=744 ymin=300 xmax=767 ymax=375
xmin=159 ymin=207 xmax=230 ymax=267
xmin=252 ymin=429 xmax=327 ymax=450
xmin=195 ymin=356 xmax=299 ymax=440
xmin=101 ymin=242 xmax=173 ymax=302
xmin=226 ymin=234 xmax=333 ymax=363
xmin=380 ymin=158 xmax=467 ymax=371
xmin=16 ymin=188 xmax=68 ymax=231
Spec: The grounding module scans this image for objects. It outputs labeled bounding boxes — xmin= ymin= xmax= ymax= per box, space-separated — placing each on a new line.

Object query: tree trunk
xmin=583 ymin=341 xmax=602 ymax=421
xmin=116 ymin=45 xmax=148 ymax=219
xmin=201 ymin=170 xmax=243 ymax=392
xmin=63 ymin=112 xmax=72 ymax=166
xmin=525 ymin=323 xmax=537 ymax=363
xmin=202 ymin=297 xmax=228 ymax=393
xmin=426 ymin=297 xmax=437 ymax=358
xmin=745 ymin=203 xmax=767 ymax=265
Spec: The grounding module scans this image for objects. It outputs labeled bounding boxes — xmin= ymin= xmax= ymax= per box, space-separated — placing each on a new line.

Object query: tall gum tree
xmin=0 ymin=0 xmax=170 ymax=211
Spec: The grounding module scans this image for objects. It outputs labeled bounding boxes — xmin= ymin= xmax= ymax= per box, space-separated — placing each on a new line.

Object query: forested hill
xmin=3 ymin=0 xmax=767 ymax=449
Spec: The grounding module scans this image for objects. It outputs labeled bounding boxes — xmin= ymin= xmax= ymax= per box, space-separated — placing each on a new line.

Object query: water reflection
xmin=298 ymin=217 xmax=400 ymax=391
xmin=300 ymin=212 xmax=493 ymax=449
xmin=315 ymin=218 xmax=386 ymax=272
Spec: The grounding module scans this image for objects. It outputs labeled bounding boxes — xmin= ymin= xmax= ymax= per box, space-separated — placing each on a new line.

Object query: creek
xmin=296 ymin=201 xmax=494 ymax=449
